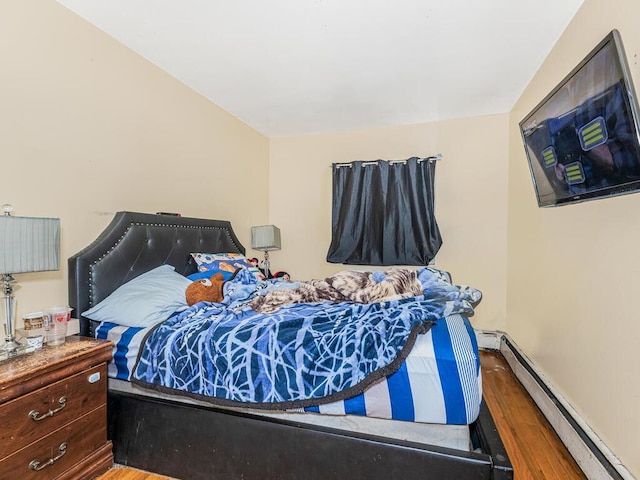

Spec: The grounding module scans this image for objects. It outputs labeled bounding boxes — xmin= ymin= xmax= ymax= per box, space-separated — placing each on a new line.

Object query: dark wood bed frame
xmin=68 ymin=211 xmax=513 ymax=480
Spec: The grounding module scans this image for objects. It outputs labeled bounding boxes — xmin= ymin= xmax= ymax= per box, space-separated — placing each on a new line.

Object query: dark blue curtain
xmin=326 ymin=157 xmax=442 ymax=266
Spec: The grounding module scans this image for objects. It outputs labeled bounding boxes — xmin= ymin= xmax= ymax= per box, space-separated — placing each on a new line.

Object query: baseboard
xmin=474 ymin=330 xmax=502 ymax=351
xmin=477 ymin=330 xmax=635 ymax=480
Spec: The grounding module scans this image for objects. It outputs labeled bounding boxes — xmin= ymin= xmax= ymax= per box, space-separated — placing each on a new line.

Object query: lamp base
xmin=262 ymin=250 xmax=271 ymax=279
xmin=0 ymin=339 xmax=32 ymax=361
xmin=2 ymin=273 xmax=33 ymax=361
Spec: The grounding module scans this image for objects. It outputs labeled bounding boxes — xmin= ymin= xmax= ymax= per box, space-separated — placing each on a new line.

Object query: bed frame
xmin=68 ymin=211 xmax=513 ymax=480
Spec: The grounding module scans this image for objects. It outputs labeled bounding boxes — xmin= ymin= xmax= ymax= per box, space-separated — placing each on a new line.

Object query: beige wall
xmin=0 ymin=0 xmax=269 ymax=321
xmin=3 ymin=0 xmax=637 ymax=476
xmin=270 ymin=114 xmax=509 ymax=331
xmin=508 ymin=0 xmax=640 ymax=476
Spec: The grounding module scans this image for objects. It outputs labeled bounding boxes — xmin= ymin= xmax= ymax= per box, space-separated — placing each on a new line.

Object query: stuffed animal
xmin=274 ymin=271 xmax=290 ymax=281
xmin=186 ymin=273 xmax=225 ymax=306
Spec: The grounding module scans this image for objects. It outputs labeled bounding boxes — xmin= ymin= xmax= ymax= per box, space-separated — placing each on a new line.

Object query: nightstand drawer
xmin=0 ymin=404 xmax=108 ymax=480
xmin=0 ymin=363 xmax=107 ymax=457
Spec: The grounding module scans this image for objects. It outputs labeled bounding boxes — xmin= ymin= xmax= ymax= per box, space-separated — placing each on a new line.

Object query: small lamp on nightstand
xmin=251 ymin=225 xmax=281 ymax=279
xmin=0 ymin=204 xmax=60 ymax=360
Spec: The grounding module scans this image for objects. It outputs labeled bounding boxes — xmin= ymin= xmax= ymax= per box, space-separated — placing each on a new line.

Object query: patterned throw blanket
xmin=249 ymin=268 xmax=424 ymax=313
xmin=132 ymin=268 xmax=482 ymax=409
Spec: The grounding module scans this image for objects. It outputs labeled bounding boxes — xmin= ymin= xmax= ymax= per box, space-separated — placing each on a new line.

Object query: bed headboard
xmin=68 ymin=211 xmax=245 ymax=337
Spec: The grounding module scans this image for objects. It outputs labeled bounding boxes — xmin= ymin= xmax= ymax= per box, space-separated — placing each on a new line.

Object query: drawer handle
xmin=28 ymin=442 xmax=67 ymax=471
xmin=28 ymin=396 xmax=67 ymax=421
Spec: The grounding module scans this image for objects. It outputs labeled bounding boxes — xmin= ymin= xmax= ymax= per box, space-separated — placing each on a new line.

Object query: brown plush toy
xmin=185 ymin=273 xmax=225 ymax=306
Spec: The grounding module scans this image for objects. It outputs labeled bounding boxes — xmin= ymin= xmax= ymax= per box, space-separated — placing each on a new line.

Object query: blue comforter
xmin=132 ymin=267 xmax=481 ymax=409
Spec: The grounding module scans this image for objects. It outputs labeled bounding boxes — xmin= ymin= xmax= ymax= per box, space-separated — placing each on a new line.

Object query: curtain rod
xmin=332 ymin=153 xmax=443 ymax=168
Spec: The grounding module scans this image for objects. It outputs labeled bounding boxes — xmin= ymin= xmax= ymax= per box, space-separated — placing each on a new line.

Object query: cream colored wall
xmin=5 ymin=0 xmax=635 ymax=475
xmin=508 ymin=0 xmax=640 ymax=476
xmin=0 ymin=0 xmax=269 ymax=323
xmin=270 ymin=114 xmax=509 ymax=331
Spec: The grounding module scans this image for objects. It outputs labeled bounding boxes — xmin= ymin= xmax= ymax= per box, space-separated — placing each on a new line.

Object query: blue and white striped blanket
xmin=131 ymin=267 xmax=481 ymax=410
xmin=97 ymin=314 xmax=481 ymax=425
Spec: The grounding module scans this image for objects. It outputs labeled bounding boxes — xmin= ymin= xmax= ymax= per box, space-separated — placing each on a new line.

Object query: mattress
xmin=96 ymin=313 xmax=481 ymax=426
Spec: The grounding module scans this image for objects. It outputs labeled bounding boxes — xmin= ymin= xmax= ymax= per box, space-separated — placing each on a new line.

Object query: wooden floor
xmin=97 ymin=466 xmax=175 ymax=480
xmin=480 ymin=350 xmax=586 ymax=480
xmin=97 ymin=350 xmax=587 ymax=480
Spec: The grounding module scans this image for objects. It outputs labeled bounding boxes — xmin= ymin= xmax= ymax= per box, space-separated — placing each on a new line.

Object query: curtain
xmin=326 ymin=156 xmax=442 ymax=266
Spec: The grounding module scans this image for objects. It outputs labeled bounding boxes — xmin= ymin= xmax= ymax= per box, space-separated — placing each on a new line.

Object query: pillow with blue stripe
xmin=190 ymin=253 xmax=264 ymax=280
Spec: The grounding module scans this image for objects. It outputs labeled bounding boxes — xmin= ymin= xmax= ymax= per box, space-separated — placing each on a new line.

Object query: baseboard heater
xmin=476 ymin=330 xmax=634 ymax=480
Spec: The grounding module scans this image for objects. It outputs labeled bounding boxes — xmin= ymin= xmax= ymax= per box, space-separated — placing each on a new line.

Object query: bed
xmin=68 ymin=211 xmax=512 ymax=480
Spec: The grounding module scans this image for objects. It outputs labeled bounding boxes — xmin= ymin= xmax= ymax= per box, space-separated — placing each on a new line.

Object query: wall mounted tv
xmin=520 ymin=29 xmax=640 ymax=207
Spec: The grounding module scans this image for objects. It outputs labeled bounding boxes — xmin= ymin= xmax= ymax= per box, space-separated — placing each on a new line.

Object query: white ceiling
xmin=56 ymin=0 xmax=584 ymax=138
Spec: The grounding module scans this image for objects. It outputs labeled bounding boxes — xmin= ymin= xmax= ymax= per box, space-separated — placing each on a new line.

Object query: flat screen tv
xmin=520 ymin=29 xmax=640 ymax=207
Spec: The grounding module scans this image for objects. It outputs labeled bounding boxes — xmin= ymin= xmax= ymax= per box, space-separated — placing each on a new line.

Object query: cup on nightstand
xmin=43 ymin=306 xmax=72 ymax=345
xmin=25 ymin=335 xmax=44 ymax=349
xmin=22 ymin=312 xmax=44 ymax=330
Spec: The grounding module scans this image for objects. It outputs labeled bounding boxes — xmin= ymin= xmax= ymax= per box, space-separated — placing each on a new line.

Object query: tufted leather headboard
xmin=68 ymin=211 xmax=245 ymax=337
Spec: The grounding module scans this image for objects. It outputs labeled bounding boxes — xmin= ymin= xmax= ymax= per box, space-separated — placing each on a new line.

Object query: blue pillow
xmin=82 ymin=265 xmax=192 ymax=328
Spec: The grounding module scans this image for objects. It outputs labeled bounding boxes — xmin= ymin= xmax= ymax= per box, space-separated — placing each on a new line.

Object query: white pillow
xmin=82 ymin=265 xmax=192 ymax=328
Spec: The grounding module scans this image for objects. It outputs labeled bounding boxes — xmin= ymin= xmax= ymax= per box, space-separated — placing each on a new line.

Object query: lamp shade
xmin=0 ymin=215 xmax=60 ymax=274
xmin=251 ymin=225 xmax=281 ymax=251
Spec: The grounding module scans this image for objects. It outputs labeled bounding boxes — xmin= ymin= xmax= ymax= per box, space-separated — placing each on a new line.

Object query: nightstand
xmin=0 ymin=337 xmax=113 ymax=479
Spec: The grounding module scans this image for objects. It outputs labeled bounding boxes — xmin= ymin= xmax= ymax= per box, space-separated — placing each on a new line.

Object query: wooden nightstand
xmin=0 ymin=337 xmax=113 ymax=479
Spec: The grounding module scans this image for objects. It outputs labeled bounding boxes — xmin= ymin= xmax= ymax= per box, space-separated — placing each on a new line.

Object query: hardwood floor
xmin=97 ymin=465 xmax=175 ymax=480
xmin=480 ymin=350 xmax=586 ymax=480
xmin=97 ymin=350 xmax=587 ymax=480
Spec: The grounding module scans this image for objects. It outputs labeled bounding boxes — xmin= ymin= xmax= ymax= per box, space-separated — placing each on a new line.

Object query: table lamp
xmin=251 ymin=225 xmax=281 ymax=279
xmin=0 ymin=204 xmax=60 ymax=359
